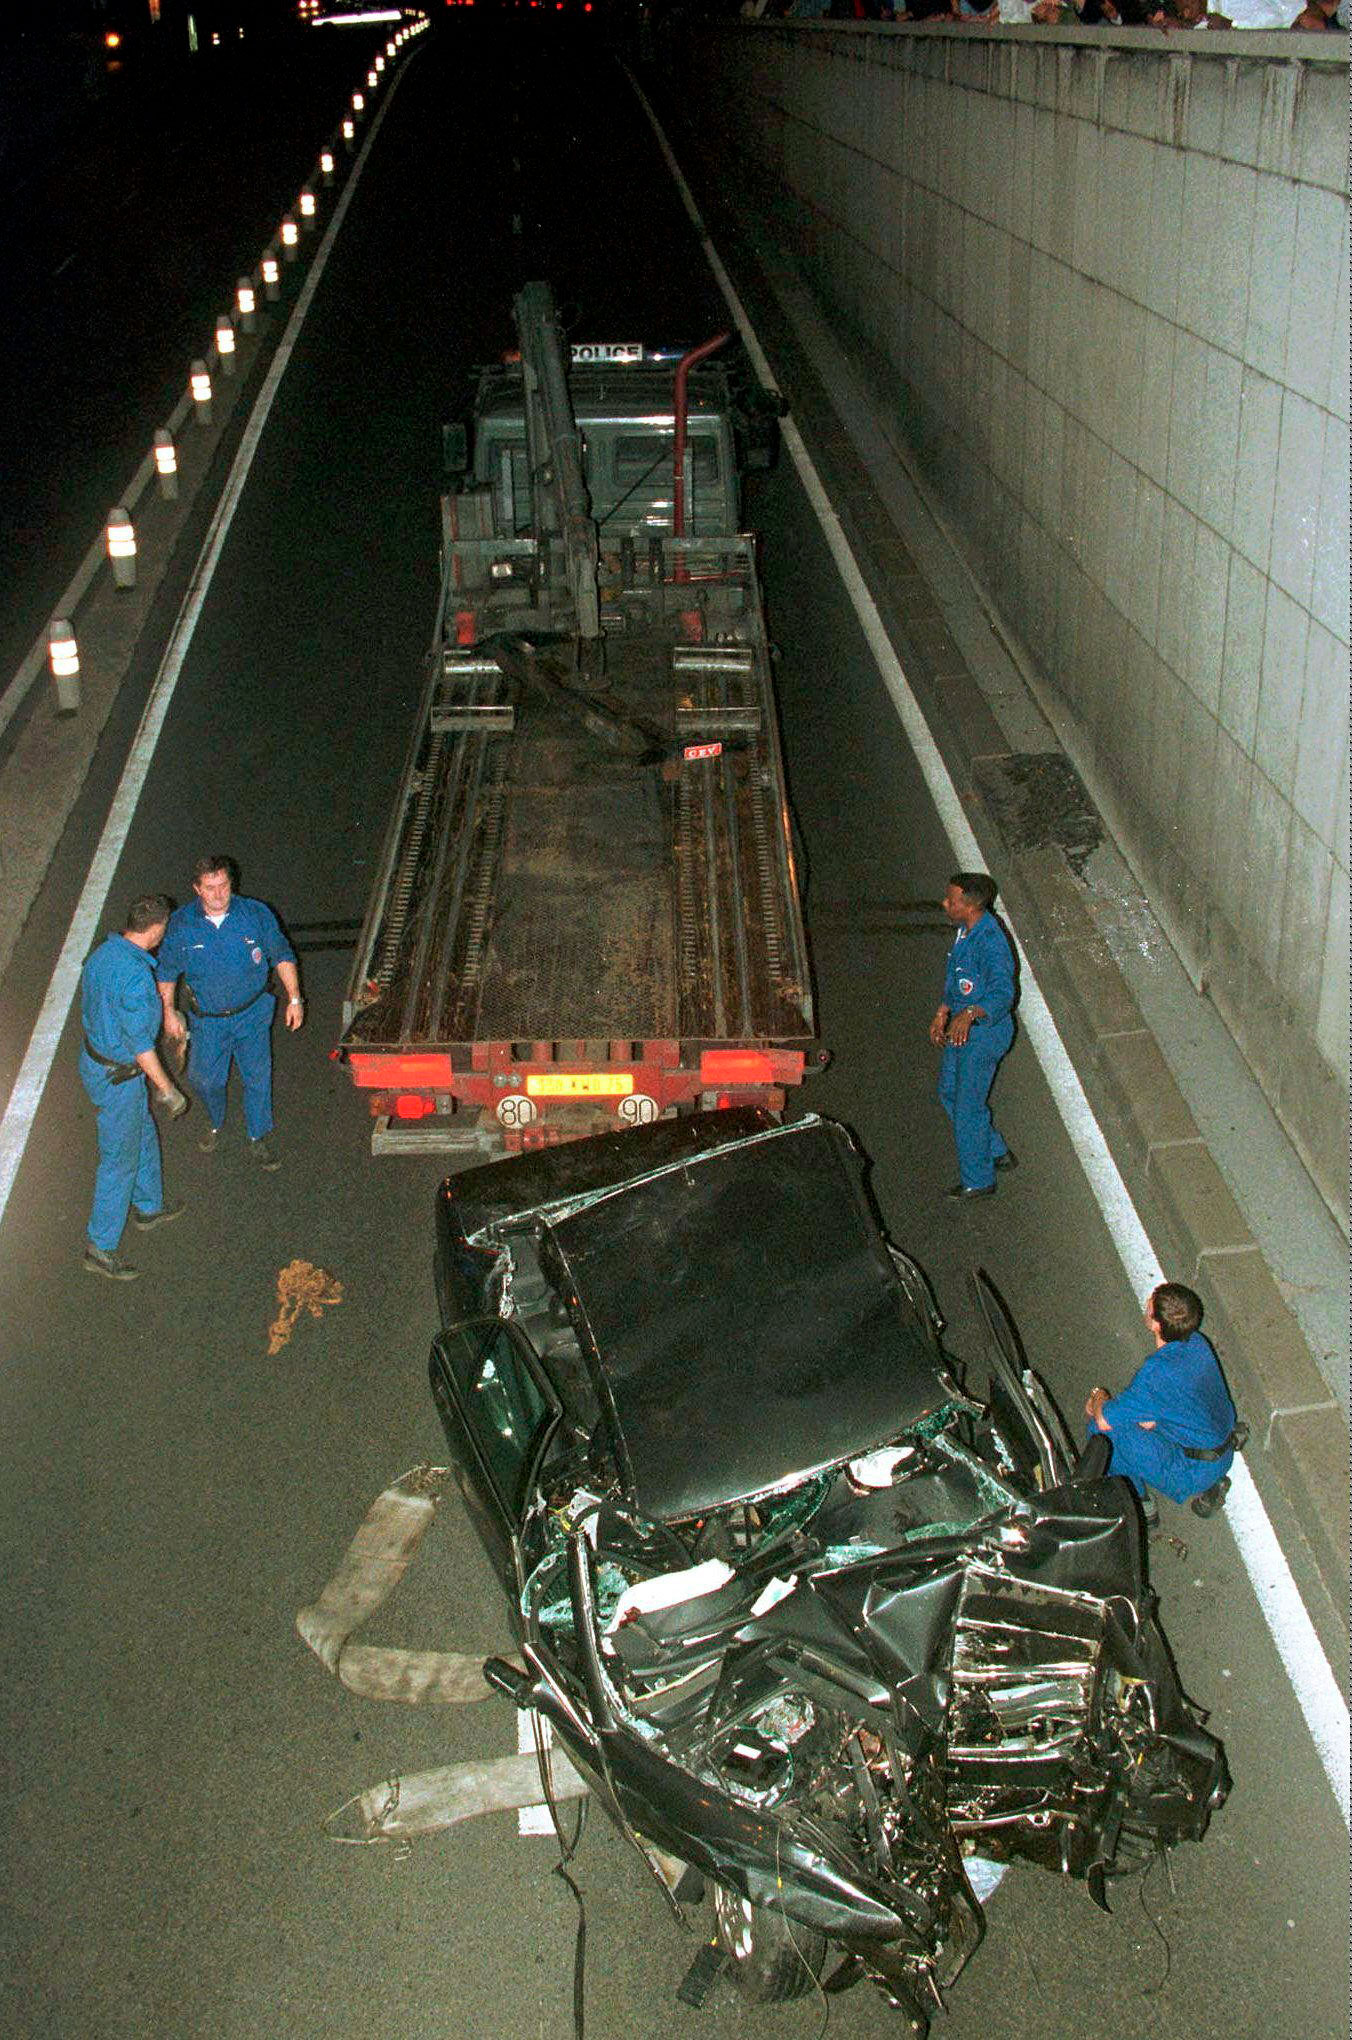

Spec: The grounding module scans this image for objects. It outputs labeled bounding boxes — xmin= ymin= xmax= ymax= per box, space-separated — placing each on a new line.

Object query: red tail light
xmin=394 ymin=1094 xmax=436 ymax=1120
xmin=700 ymin=1050 xmax=774 ymax=1085
xmin=348 ymin=1053 xmax=454 ymax=1088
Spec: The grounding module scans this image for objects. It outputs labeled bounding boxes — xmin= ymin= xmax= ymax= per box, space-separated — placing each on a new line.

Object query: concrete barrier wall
xmin=670 ymin=24 xmax=1348 ymax=1220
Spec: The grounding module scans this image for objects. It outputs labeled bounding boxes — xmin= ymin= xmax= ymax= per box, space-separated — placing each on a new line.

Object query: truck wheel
xmin=712 ymin=1885 xmax=827 ymax=2003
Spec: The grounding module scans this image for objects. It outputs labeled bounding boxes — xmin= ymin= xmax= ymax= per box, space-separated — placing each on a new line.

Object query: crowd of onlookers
xmin=755 ymin=0 xmax=1346 ymax=27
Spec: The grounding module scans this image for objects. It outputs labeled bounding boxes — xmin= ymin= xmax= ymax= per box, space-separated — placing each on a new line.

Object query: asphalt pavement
xmin=0 ymin=23 xmax=1345 ymax=2040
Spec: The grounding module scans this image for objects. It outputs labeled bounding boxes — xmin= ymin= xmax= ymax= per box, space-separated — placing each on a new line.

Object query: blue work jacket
xmin=943 ymin=912 xmax=1015 ymax=1026
xmin=157 ymin=896 xmax=295 ymax=1016
xmin=81 ymin=934 xmax=162 ymax=1062
xmin=1101 ymin=1332 xmax=1237 ymax=1453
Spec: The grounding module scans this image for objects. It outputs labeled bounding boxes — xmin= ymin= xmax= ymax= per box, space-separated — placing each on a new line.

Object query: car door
xmin=429 ymin=1318 xmax=560 ymax=1597
xmin=968 ymin=1268 xmax=1075 ymax=1490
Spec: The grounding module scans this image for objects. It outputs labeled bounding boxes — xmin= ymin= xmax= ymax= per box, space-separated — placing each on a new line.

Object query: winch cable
xmin=533 ymin=1703 xmax=591 ymax=2040
xmin=1135 ymin=1853 xmax=1174 ymax=1996
xmin=773 ymin=1825 xmax=832 ymax=2040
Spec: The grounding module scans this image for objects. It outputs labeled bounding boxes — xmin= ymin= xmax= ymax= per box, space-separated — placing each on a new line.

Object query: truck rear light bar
xmin=349 ymin=1053 xmax=455 ymax=1088
xmin=698 ymin=1049 xmax=775 ymax=1086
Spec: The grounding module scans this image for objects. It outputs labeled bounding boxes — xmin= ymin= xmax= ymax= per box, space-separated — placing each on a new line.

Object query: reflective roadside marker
xmin=375 ymin=53 xmax=385 ymax=71
xmin=366 ymin=69 xmax=377 ymax=88
xmin=281 ymin=217 xmax=299 ymax=261
xmin=215 ymin=314 xmax=236 ymax=373
xmin=190 ymin=359 xmax=213 ymax=423
xmin=262 ymin=255 xmax=280 ymax=301
xmin=352 ymin=91 xmax=364 ymax=113
xmin=320 ymin=149 xmax=335 ymax=185
xmin=299 ymin=190 xmax=316 ymax=227
xmin=106 ymin=507 xmax=137 ymax=589
xmin=236 ymin=278 xmax=257 ymax=332
xmin=342 ymin=118 xmax=355 ymax=146
xmin=154 ymin=428 xmax=179 ymax=500
xmin=49 ymin=620 xmax=80 ymax=713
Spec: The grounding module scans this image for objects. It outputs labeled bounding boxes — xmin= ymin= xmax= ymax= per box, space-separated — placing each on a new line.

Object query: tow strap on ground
xmin=300 ymin=1464 xmax=590 ymax=1845
xmin=296 ymin=1464 xmax=495 ymax=1704
xmin=324 ymin=1748 xmax=588 ymax=1844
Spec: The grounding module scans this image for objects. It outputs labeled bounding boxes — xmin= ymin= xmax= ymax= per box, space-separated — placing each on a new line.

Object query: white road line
xmin=0 ymin=72 xmax=408 ymax=1228
xmin=633 ymin=76 xmax=1351 ymax=1824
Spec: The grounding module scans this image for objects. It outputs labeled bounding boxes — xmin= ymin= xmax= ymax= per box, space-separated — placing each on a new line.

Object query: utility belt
xmin=184 ymin=984 xmax=267 ymax=1021
xmin=83 ymin=1038 xmax=141 ymax=1085
xmin=1181 ymin=1422 xmax=1248 ymax=1463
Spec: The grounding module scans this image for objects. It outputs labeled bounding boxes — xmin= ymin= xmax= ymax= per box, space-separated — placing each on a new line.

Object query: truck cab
xmin=465 ymin=355 xmax=742 ymax=541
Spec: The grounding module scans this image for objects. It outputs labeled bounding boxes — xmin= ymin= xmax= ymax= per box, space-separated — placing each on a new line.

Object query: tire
xmin=712 ymin=1884 xmax=828 ymax=2004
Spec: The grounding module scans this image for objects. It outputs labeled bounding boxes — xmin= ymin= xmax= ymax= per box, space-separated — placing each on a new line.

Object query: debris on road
xmin=324 ymin=1749 xmax=586 ymax=1846
xmin=268 ymin=1258 xmax=343 ymax=1355
xmin=297 ymin=1464 xmax=499 ymax=1704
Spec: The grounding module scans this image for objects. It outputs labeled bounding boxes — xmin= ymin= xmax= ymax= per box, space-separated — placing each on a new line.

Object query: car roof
xmin=539 ymin=1117 xmax=949 ymax=1523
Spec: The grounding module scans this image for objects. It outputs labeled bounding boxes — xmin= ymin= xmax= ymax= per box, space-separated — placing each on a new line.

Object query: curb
xmin=1008 ymin=844 xmax=1349 ymax=1608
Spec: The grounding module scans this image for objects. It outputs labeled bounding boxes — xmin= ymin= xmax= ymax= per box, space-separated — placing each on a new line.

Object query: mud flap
xmin=296 ymin=1464 xmax=499 ymax=1704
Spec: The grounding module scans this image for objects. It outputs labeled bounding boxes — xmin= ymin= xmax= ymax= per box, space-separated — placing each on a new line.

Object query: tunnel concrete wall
xmin=668 ymin=23 xmax=1348 ymax=1221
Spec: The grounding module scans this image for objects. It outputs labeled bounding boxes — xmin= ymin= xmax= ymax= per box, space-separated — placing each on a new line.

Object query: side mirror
xmin=442 ymin=420 xmax=468 ymax=481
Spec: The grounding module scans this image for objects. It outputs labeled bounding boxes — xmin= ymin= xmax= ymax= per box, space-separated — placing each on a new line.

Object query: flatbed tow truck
xmin=338 ymin=281 xmax=814 ymax=1154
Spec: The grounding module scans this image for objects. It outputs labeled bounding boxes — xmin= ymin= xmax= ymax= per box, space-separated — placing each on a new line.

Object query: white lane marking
xmin=0 ymin=71 xmax=409 ymax=1225
xmin=633 ymin=76 xmax=1352 ymax=1825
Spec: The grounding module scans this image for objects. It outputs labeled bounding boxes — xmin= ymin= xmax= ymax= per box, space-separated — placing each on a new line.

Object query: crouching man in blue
xmin=156 ymin=855 xmax=303 ymax=1170
xmin=80 ymin=894 xmax=189 ymax=1280
xmin=1086 ymin=1283 xmax=1239 ymax=1524
xmin=928 ymin=872 xmax=1017 ymax=1200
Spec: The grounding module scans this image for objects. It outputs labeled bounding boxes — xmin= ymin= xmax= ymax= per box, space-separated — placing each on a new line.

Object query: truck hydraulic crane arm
xmin=513 ymin=281 xmax=601 ymax=642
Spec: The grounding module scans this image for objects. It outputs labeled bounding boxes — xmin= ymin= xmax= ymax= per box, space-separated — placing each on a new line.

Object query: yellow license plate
xmin=525 ymin=1072 xmax=635 ymax=1099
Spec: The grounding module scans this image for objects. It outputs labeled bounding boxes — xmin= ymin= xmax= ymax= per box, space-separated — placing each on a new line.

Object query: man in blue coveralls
xmin=928 ymin=872 xmax=1017 ymax=1200
xmin=1085 ymin=1283 xmax=1239 ymax=1523
xmin=156 ymin=855 xmax=303 ymax=1169
xmin=80 ymin=894 xmax=189 ymax=1280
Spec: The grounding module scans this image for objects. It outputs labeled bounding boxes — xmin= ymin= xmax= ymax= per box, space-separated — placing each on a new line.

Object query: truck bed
xmin=342 ymin=615 xmax=811 ymax=1056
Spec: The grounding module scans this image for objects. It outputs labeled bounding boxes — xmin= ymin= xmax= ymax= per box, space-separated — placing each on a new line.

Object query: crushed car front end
xmin=431 ymin=1112 xmax=1229 ymax=2024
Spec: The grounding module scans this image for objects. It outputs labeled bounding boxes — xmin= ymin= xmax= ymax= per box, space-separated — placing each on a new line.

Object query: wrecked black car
xmin=430 ymin=1109 xmax=1229 ymax=2028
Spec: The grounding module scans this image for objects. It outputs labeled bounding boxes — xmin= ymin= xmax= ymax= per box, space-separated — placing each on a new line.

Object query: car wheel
xmin=712 ymin=1884 xmax=827 ymax=2003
